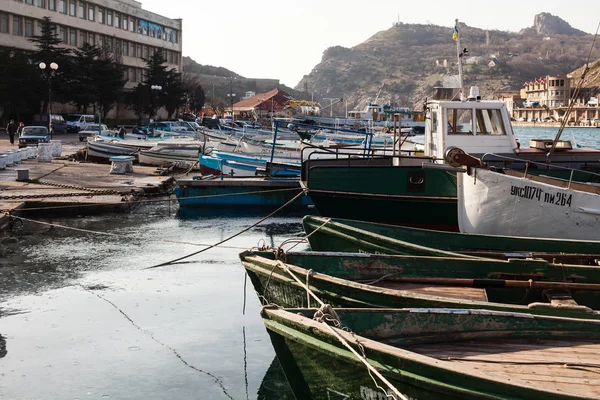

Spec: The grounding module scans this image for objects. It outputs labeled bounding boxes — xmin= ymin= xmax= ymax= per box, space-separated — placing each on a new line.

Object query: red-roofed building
xmin=229 ymin=88 xmax=292 ymax=121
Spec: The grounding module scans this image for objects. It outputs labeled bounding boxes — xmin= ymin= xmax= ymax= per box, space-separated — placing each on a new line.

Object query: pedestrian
xmin=17 ymin=122 xmax=24 ymax=136
xmin=118 ymin=126 xmax=126 ymax=139
xmin=6 ymin=119 xmax=17 ymax=145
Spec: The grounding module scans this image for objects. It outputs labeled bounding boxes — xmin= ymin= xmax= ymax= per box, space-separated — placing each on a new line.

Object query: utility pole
xmin=323 ymin=98 xmax=343 ymax=118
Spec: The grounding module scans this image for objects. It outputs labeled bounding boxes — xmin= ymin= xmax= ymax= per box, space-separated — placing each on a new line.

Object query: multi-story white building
xmin=0 ymin=0 xmax=182 ymax=89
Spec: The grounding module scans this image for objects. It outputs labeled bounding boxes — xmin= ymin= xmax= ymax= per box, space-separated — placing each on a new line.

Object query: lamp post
xmin=257 ymin=97 xmax=265 ymax=127
xmin=151 ymin=85 xmax=162 ymax=120
xmin=227 ymin=78 xmax=236 ymax=120
xmin=39 ymin=62 xmax=58 ymax=134
xmin=227 ymin=93 xmax=236 ymax=120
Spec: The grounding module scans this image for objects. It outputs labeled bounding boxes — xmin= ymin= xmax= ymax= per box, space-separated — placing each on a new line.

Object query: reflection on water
xmin=0 ymin=333 xmax=6 ymax=359
xmin=0 ymin=202 xmax=304 ymax=399
xmin=257 ymin=357 xmax=295 ymax=400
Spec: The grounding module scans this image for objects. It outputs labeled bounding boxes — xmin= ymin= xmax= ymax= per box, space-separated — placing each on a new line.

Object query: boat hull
xmin=264 ymin=307 xmax=600 ymax=400
xmin=304 ymin=162 xmax=458 ymax=230
xmin=458 ymin=168 xmax=600 ymax=240
xmin=302 ymin=215 xmax=600 ymax=256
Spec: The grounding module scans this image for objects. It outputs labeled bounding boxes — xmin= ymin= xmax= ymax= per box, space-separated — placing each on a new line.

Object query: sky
xmin=140 ymin=0 xmax=600 ymax=88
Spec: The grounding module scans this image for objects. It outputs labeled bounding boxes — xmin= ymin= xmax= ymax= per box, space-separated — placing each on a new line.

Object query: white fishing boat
xmin=138 ymin=142 xmax=206 ymax=168
xmin=453 ymin=149 xmax=600 ymax=240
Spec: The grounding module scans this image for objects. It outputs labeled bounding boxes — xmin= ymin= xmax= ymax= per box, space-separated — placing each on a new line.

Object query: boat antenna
xmin=547 ymin=21 xmax=600 ymax=162
xmin=454 ymin=19 xmax=465 ymax=101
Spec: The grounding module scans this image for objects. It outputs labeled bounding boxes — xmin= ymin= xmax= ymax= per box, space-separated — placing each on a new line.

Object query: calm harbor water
xmin=2 ymin=126 xmax=600 ymax=400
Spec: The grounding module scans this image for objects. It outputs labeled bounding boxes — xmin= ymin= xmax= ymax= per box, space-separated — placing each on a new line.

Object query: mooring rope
xmin=275 ymin=260 xmax=407 ymax=400
xmin=144 ymin=190 xmax=304 ymax=269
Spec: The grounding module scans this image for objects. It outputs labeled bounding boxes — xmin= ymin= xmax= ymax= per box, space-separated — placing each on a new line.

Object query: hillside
xmin=296 ymin=13 xmax=599 ymax=114
xmin=181 ymin=57 xmax=311 ymax=108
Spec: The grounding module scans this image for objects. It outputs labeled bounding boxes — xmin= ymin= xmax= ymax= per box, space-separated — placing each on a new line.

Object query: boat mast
xmin=455 ymin=19 xmax=465 ymax=101
xmin=547 ymin=22 xmax=600 ymax=162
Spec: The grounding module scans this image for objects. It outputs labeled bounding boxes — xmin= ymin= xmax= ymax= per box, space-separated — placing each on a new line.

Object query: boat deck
xmin=373 ymin=281 xmax=488 ymax=302
xmin=177 ymin=176 xmax=302 ymax=188
xmin=406 ymin=338 xmax=600 ymax=398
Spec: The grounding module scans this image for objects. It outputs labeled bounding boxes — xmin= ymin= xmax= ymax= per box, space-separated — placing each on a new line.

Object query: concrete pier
xmin=0 ymin=134 xmax=175 ymax=229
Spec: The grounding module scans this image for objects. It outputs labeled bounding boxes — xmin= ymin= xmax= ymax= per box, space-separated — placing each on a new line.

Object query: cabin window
xmin=447 ymin=108 xmax=472 ymax=134
xmin=475 ymin=109 xmax=506 ymax=135
xmin=431 ymin=111 xmax=438 ymax=133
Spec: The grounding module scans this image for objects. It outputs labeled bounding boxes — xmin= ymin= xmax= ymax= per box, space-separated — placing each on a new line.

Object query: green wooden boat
xmin=264 ymin=306 xmax=600 ymax=399
xmin=303 ymin=215 xmax=600 ymax=263
xmin=240 ymin=250 xmax=600 ymax=319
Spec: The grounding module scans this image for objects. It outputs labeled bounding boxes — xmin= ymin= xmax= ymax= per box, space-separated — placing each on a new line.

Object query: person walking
xmin=118 ymin=126 xmax=126 ymax=139
xmin=6 ymin=119 xmax=17 ymax=145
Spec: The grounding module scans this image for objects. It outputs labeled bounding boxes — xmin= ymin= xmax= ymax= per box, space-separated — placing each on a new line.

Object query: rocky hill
xmin=295 ymin=13 xmax=599 ymax=115
xmin=181 ymin=56 xmax=310 ymax=108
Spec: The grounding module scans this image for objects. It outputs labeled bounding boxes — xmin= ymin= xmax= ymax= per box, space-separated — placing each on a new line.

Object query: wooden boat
xmin=456 ymin=151 xmax=600 ymax=240
xmin=264 ymin=306 xmax=600 ymax=399
xmin=241 ymin=250 xmax=600 ymax=318
xmin=302 ymin=215 xmax=600 ymax=264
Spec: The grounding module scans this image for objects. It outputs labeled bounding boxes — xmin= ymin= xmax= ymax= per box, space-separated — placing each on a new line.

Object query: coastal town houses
xmin=0 ymin=0 xmax=182 ymax=118
xmin=512 ymin=74 xmax=599 ymax=125
xmin=230 ymin=88 xmax=292 ymax=123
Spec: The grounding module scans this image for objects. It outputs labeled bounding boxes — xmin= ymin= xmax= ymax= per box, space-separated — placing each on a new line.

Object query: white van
xmin=65 ymin=114 xmax=96 ymax=132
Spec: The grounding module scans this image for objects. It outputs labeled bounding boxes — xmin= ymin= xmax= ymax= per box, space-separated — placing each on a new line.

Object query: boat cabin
xmin=425 ymin=97 xmax=518 ymax=160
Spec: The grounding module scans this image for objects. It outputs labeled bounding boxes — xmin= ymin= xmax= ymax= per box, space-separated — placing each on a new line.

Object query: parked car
xmin=65 ymin=114 xmax=96 ymax=133
xmin=31 ymin=113 xmax=68 ymax=134
xmin=18 ymin=126 xmax=51 ymax=148
xmin=78 ymin=124 xmax=110 ymax=141
xmin=201 ymin=117 xmax=221 ymax=129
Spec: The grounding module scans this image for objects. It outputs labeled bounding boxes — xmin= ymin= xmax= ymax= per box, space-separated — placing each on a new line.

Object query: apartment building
xmin=0 ymin=0 xmax=182 ymax=88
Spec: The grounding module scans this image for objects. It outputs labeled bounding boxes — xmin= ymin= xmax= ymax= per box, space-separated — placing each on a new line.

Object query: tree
xmin=70 ymin=43 xmax=103 ymax=113
xmin=0 ymin=48 xmax=43 ymax=121
xmin=28 ymin=16 xmax=73 ymax=109
xmin=126 ymin=51 xmax=186 ymax=119
xmin=96 ymin=45 xmax=127 ymax=119
xmin=182 ymin=74 xmax=206 ymax=114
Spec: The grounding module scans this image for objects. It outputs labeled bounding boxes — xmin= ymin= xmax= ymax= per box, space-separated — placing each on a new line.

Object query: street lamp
xmin=151 ymin=85 xmax=162 ymax=120
xmin=257 ymin=97 xmax=265 ymax=127
xmin=227 ymin=93 xmax=236 ymax=120
xmin=39 ymin=62 xmax=58 ymax=134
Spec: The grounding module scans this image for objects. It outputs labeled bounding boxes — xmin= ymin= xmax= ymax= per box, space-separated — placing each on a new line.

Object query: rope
xmin=276 ymin=260 xmax=407 ymax=400
xmin=144 ymin=190 xmax=304 ymax=269
xmin=8 ymin=215 xmax=247 ymax=250
xmin=275 ymin=217 xmax=331 ymax=255
xmin=306 ymin=269 xmax=313 ymax=308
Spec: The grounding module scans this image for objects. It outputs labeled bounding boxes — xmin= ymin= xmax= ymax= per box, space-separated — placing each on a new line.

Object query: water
xmin=0 ymin=204 xmax=309 ymax=399
xmin=513 ymin=126 xmax=600 ymax=149
xmin=3 ymin=126 xmax=600 ymax=399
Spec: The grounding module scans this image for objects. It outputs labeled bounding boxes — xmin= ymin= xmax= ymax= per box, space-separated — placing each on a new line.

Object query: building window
xmin=123 ymin=68 xmax=128 ymax=81
xmin=167 ymin=50 xmax=173 ymax=63
xmin=69 ymin=0 xmax=75 ymax=16
xmin=106 ymin=36 xmax=113 ymax=51
xmin=88 ymin=5 xmax=94 ymax=21
xmin=122 ymin=40 xmax=128 ymax=56
xmin=12 ymin=16 xmax=23 ymax=36
xmin=142 ymin=45 xmax=148 ymax=59
xmin=106 ymin=10 xmax=112 ymax=26
xmin=88 ymin=32 xmax=94 ymax=46
xmin=130 ymin=67 xmax=136 ymax=82
xmin=59 ymin=0 xmax=66 ymax=13
xmin=25 ymin=0 xmax=34 ymax=5
xmin=78 ymin=1 xmax=85 ymax=18
xmin=69 ymin=27 xmax=76 ymax=45
xmin=0 ymin=13 xmax=8 ymax=33
xmin=129 ymin=17 xmax=135 ymax=32
xmin=98 ymin=34 xmax=103 ymax=47
xmin=136 ymin=43 xmax=142 ymax=58
xmin=115 ymin=39 xmax=121 ymax=54
xmin=79 ymin=30 xmax=85 ymax=45
xmin=114 ymin=13 xmax=120 ymax=29
xmin=24 ymin=18 xmax=34 ymax=37
xmin=173 ymin=30 xmax=178 ymax=43
xmin=121 ymin=14 xmax=128 ymax=30
xmin=35 ymin=0 xmax=45 ymax=8
xmin=98 ymin=7 xmax=104 ymax=24
xmin=59 ymin=25 xmax=66 ymax=41
xmin=48 ymin=0 xmax=55 ymax=10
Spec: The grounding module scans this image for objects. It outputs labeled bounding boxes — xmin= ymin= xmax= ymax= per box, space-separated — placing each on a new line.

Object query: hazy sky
xmin=141 ymin=0 xmax=600 ymax=88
